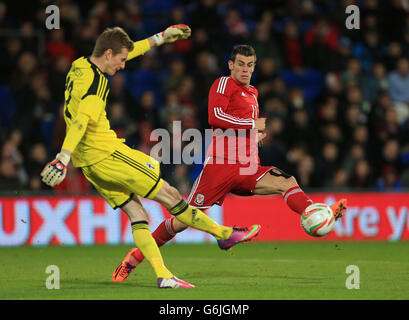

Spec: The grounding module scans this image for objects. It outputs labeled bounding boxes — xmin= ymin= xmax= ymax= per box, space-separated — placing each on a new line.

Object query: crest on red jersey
xmin=194 ymin=193 xmax=205 ymax=206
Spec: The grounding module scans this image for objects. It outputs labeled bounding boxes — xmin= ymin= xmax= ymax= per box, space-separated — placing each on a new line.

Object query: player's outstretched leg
xmin=153 ymin=181 xmax=235 ymax=240
xmin=119 ymin=198 xmax=194 ymax=288
xmin=255 ymin=168 xmax=347 ymax=220
xmin=112 ymin=217 xmax=181 ymax=282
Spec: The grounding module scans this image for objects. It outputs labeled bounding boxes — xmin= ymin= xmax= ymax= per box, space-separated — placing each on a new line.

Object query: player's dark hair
xmin=230 ymin=45 xmax=257 ymax=63
xmin=92 ymin=27 xmax=134 ymax=57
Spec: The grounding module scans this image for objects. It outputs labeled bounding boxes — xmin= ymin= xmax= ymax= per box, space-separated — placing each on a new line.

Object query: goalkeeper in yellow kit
xmin=41 ymin=25 xmax=260 ymax=288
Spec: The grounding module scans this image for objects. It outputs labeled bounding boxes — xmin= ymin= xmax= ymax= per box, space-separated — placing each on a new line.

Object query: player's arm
xmin=41 ymin=91 xmax=105 ymax=187
xmin=208 ymin=78 xmax=263 ymax=130
xmin=126 ymin=24 xmax=191 ymax=61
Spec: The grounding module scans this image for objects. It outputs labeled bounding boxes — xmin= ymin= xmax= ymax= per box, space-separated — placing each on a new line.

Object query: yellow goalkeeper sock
xmin=170 ymin=200 xmax=232 ymax=240
xmin=131 ymin=221 xmax=173 ymax=279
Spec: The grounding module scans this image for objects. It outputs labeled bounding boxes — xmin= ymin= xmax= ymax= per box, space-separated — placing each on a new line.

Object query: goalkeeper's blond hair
xmin=92 ymin=27 xmax=134 ymax=57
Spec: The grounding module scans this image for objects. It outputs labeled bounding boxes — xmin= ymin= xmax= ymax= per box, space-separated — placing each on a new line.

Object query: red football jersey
xmin=207 ymin=76 xmax=260 ymax=163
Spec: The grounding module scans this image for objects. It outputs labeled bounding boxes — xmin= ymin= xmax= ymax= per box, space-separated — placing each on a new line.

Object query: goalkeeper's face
xmin=228 ymin=54 xmax=256 ymax=87
xmin=105 ymin=48 xmax=129 ymax=75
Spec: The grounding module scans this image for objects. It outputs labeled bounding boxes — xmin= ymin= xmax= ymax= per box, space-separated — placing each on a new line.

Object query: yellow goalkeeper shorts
xmin=81 ymin=143 xmax=163 ymax=209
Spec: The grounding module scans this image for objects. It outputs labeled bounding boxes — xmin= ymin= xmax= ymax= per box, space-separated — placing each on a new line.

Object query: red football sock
xmin=283 ymin=186 xmax=313 ymax=215
xmin=131 ymin=217 xmax=177 ymax=263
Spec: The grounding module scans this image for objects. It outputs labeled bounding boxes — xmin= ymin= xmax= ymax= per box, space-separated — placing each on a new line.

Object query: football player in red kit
xmin=112 ymin=45 xmax=347 ymax=281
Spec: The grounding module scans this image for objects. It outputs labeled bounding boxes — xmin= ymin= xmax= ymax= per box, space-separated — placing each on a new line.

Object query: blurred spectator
xmin=294 ymin=154 xmax=320 ymax=189
xmin=342 ymin=143 xmax=366 ymax=177
xmin=10 ymin=51 xmax=38 ymax=127
xmin=1 ymin=134 xmax=27 ymax=188
xmin=45 ymin=29 xmax=75 ymax=66
xmin=250 ymin=22 xmax=283 ymax=68
xmin=286 ymin=108 xmax=314 ymax=149
xmin=328 ymin=37 xmax=353 ymax=72
xmin=376 ymin=165 xmax=403 ymax=190
xmin=48 ymin=56 xmax=71 ymax=107
xmin=0 ymin=159 xmax=24 ymax=190
xmin=0 ymin=37 xmax=22 ymax=85
xmin=315 ymin=142 xmax=340 ymax=187
xmin=133 ymin=90 xmax=160 ymax=128
xmin=193 ymin=51 xmax=219 ymax=105
xmin=225 ymin=7 xmax=249 ymax=40
xmin=108 ymin=102 xmax=137 ymax=140
xmin=191 ymin=0 xmax=223 ymax=39
xmin=304 ymin=16 xmax=339 ymax=71
xmin=108 ymin=72 xmax=135 ymax=111
xmin=259 ymin=116 xmax=289 ymax=171
xmin=0 ymin=2 xmax=11 ymax=29
xmin=188 ymin=28 xmax=222 ymax=71
xmin=26 ymin=142 xmax=48 ymax=191
xmin=282 ymin=21 xmax=303 ymax=69
xmin=254 ymin=56 xmax=277 ymax=87
xmin=26 ymin=142 xmax=48 ymax=177
xmin=383 ymin=42 xmax=402 ymax=71
xmin=388 ymin=57 xmax=409 ymax=103
xmin=177 ymin=76 xmax=197 ymax=113
xmin=168 ymin=164 xmax=191 ymax=195
xmin=360 ymin=62 xmax=389 ymax=103
xmin=352 ymin=30 xmax=385 ymax=72
xmin=72 ymin=23 xmax=98 ymax=57
xmin=342 ymin=57 xmax=363 ymax=87
xmin=163 ymin=59 xmax=186 ymax=93
xmin=376 ymin=106 xmax=400 ymax=141
xmin=382 ymin=0 xmax=407 ymax=42
xmin=376 ymin=138 xmax=403 ymax=177
xmin=348 ymin=159 xmax=374 ymax=188
xmin=331 ymin=168 xmax=349 ymax=190
xmin=160 ymin=91 xmax=183 ymax=128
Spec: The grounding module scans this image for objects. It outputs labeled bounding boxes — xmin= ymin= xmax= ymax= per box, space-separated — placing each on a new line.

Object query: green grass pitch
xmin=0 ymin=242 xmax=408 ymax=300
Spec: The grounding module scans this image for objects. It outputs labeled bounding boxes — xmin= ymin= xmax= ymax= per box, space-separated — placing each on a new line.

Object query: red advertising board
xmin=0 ymin=192 xmax=408 ymax=246
xmin=223 ymin=193 xmax=409 ymax=241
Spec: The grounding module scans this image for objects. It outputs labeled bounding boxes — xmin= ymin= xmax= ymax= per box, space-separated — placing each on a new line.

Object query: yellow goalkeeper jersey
xmin=62 ymin=39 xmax=150 ymax=167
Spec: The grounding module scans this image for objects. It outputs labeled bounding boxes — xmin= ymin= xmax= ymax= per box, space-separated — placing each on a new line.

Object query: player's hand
xmin=40 ymin=153 xmax=70 ymax=187
xmin=257 ymin=132 xmax=267 ymax=146
xmin=254 ymin=118 xmax=266 ymax=132
xmin=153 ymin=24 xmax=191 ymax=46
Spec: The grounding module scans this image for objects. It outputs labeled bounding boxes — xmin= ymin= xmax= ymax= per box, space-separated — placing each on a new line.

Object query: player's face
xmin=229 ymin=54 xmax=256 ymax=87
xmin=105 ymin=48 xmax=128 ymax=75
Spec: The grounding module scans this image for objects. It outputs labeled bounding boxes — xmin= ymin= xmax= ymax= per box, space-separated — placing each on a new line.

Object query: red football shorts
xmin=187 ymin=156 xmax=275 ymax=209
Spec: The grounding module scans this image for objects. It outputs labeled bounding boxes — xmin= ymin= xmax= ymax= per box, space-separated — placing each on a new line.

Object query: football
xmin=301 ymin=203 xmax=335 ymax=237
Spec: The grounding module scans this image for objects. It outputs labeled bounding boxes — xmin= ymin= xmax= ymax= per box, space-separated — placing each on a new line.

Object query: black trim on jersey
xmin=144 ymin=174 xmax=161 ymax=199
xmin=65 ymin=108 xmax=72 ymax=119
xmin=112 ymin=151 xmax=158 ymax=182
xmin=86 ymin=57 xmax=109 ymax=77
xmin=81 ymin=67 xmax=100 ymax=99
xmin=102 ymin=85 xmax=110 ymax=101
xmin=81 ymin=57 xmax=110 ymax=101
xmin=114 ymin=193 xmax=134 ymax=210
xmin=130 ymin=220 xmax=149 ymax=226
xmin=169 ymin=199 xmax=189 ymax=216
xmin=269 ymin=167 xmax=292 ymax=179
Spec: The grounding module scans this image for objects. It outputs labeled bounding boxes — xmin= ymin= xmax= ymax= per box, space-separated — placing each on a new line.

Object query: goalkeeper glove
xmin=40 ymin=153 xmax=70 ymax=187
xmin=152 ymin=24 xmax=191 ymax=46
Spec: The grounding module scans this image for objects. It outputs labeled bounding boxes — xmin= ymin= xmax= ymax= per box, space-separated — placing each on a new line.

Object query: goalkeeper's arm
xmin=40 ymin=112 xmax=90 ymax=187
xmin=127 ymin=24 xmax=191 ymax=61
xmin=60 ymin=112 xmax=90 ymax=156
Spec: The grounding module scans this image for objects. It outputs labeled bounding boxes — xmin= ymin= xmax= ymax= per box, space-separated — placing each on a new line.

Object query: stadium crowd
xmin=0 ymin=0 xmax=409 ymax=193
